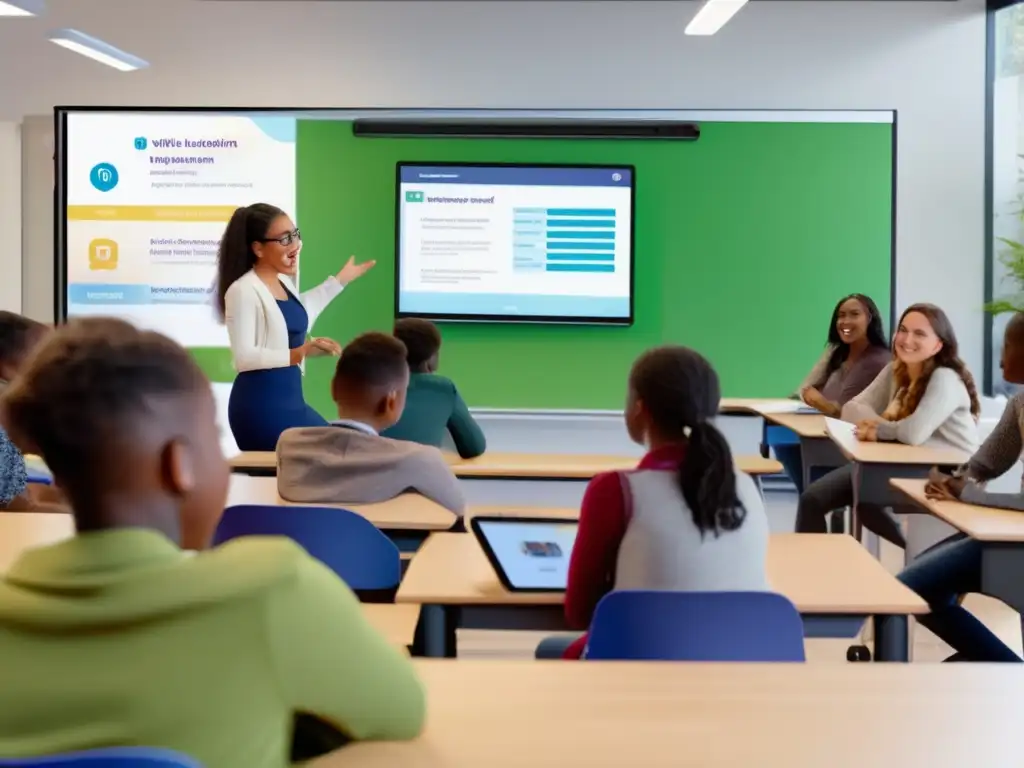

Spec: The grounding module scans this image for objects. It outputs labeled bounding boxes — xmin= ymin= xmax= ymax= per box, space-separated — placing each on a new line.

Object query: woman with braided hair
xmin=795 ymin=303 xmax=980 ymax=548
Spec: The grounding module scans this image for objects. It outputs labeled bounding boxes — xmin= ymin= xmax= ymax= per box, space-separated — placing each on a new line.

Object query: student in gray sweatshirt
xmin=795 ymin=304 xmax=980 ymax=547
xmin=277 ymin=332 xmax=466 ymax=516
xmin=775 ymin=294 xmax=891 ymax=494
xmin=897 ymin=312 xmax=1024 ymax=662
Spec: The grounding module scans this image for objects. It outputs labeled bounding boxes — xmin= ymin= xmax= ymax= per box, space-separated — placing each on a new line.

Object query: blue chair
xmin=213 ymin=505 xmax=401 ymax=592
xmin=585 ymin=590 xmax=806 ymax=662
xmin=0 ymin=746 xmax=202 ymax=767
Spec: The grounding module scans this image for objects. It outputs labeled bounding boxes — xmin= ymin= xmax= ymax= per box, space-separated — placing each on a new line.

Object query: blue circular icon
xmin=89 ymin=163 xmax=119 ymax=192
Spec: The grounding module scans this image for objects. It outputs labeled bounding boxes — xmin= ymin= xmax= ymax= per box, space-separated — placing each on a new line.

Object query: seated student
xmin=382 ymin=318 xmax=486 ymax=459
xmin=897 ymin=312 xmax=1024 ymax=663
xmin=278 ymin=331 xmax=466 ymax=516
xmin=0 ymin=311 xmax=56 ymax=511
xmin=774 ymin=294 xmax=890 ymax=493
xmin=795 ymin=303 xmax=980 ymax=548
xmin=0 ymin=318 xmax=425 ymax=766
xmin=535 ymin=346 xmax=770 ymax=660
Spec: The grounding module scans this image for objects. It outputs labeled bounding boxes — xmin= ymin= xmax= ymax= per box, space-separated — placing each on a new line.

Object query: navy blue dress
xmin=228 ymin=291 xmax=328 ymax=451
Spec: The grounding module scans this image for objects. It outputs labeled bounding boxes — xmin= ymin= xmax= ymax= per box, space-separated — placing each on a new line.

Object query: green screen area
xmin=290 ymin=119 xmax=892 ymax=414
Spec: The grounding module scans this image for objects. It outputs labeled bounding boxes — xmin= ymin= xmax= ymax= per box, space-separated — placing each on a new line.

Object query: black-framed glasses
xmin=261 ymin=228 xmax=301 ymax=247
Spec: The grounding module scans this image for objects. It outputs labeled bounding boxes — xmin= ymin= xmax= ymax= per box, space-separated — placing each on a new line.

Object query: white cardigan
xmin=224 ymin=269 xmax=344 ymax=373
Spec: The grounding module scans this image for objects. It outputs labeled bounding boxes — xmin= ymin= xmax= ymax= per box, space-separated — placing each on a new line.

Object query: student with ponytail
xmin=795 ymin=303 xmax=980 ymax=546
xmin=535 ymin=346 xmax=770 ymax=660
xmin=216 ymin=204 xmax=375 ymax=451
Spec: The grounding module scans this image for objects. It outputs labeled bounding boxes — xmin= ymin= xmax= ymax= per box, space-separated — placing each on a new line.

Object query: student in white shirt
xmin=795 ymin=303 xmax=980 ymax=548
xmin=215 ymin=203 xmax=374 ymax=451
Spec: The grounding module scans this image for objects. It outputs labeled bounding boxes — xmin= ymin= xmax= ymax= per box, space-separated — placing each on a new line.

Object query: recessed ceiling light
xmin=48 ymin=28 xmax=149 ymax=72
xmin=0 ymin=0 xmax=45 ymax=16
xmin=686 ymin=0 xmax=749 ymax=36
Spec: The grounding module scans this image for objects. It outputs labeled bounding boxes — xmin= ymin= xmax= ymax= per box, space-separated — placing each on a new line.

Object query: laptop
xmin=470 ymin=516 xmax=579 ymax=592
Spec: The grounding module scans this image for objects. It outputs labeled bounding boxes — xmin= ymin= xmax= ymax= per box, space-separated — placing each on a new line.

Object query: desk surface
xmin=891 ymin=478 xmax=1024 ymax=542
xmin=719 ymin=398 xmax=805 ymax=415
xmin=227 ymin=476 xmax=457 ymax=531
xmin=0 ymin=513 xmax=419 ymax=647
xmin=763 ymin=412 xmax=828 ymax=437
xmin=824 ymin=419 xmax=969 ymax=467
xmin=0 ymin=512 xmax=75 ymax=573
xmin=311 ymin=661 xmax=1024 ymax=768
xmin=396 ymin=532 xmax=927 ymax=615
xmin=230 ymin=451 xmax=782 ymax=478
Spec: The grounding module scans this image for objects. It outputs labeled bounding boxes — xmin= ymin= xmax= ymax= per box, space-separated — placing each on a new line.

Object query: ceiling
xmin=0 ymin=0 xmax=974 ymax=121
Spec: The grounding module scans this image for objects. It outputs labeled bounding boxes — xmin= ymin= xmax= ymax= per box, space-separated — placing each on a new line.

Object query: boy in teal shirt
xmin=0 ymin=318 xmax=425 ymax=766
xmin=383 ymin=318 xmax=486 ymax=458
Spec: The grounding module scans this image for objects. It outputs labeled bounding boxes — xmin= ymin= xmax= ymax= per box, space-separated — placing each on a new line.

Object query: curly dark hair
xmin=331 ymin=332 xmax=410 ymax=401
xmin=0 ymin=317 xmax=208 ymax=505
xmin=0 ymin=312 xmax=46 ymax=374
xmin=393 ymin=318 xmax=442 ymax=371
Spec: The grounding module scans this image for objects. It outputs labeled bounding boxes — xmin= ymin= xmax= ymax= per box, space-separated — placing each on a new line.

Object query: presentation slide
xmin=478 ymin=521 xmax=579 ymax=590
xmin=396 ymin=164 xmax=633 ymax=323
xmin=63 ymin=111 xmax=297 ymax=351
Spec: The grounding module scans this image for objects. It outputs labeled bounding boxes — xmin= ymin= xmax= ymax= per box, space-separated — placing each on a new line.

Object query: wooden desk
xmin=0 ymin=512 xmax=418 ymax=648
xmin=824 ymin=418 xmax=970 ymax=511
xmin=396 ymin=532 xmax=926 ymax=661
xmin=0 ymin=512 xmax=75 ymax=573
xmin=227 ymin=475 xmax=457 ymax=548
xmin=311 ymin=662 xmax=1024 ymax=768
xmin=231 ymin=450 xmax=782 ymax=479
xmin=719 ymin=398 xmax=798 ymax=414
xmin=764 ymin=412 xmax=845 ymax=490
xmin=891 ymin=478 xmax=1024 ymax=542
xmin=362 ymin=604 xmax=421 ymax=648
xmin=230 ymin=451 xmax=277 ymax=474
xmin=891 ymin=478 xmax=1024 ymax=620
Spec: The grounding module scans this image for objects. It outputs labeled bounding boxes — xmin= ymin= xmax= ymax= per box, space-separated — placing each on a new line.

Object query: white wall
xmin=19 ymin=0 xmax=987 ymax=375
xmin=20 ymin=116 xmax=52 ymax=323
xmin=0 ymin=122 xmax=21 ymax=313
xmin=16 ymin=1 xmax=988 ymax=480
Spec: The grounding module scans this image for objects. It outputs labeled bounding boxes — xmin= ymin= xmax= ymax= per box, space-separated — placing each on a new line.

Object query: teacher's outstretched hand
xmin=336 ymin=256 xmax=376 ymax=286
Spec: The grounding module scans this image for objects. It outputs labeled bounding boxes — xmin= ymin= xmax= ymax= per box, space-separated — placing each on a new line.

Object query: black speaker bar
xmin=352 ymin=119 xmax=700 ymax=141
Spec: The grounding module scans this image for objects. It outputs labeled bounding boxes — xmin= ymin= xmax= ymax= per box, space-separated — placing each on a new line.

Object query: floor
xmin=458 ymin=488 xmax=1024 ymax=662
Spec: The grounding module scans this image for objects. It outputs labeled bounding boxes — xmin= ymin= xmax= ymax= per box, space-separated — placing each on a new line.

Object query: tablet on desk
xmin=470 ymin=516 xmax=579 ymax=592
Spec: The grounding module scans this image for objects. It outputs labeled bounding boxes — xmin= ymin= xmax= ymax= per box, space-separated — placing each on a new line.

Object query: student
xmin=535 ymin=346 xmax=770 ymax=660
xmin=896 ymin=312 xmax=1024 ymax=663
xmin=0 ymin=318 xmax=425 ymax=766
xmin=382 ymin=318 xmax=486 ymax=459
xmin=774 ymin=295 xmax=890 ymax=492
xmin=795 ymin=303 xmax=980 ymax=547
xmin=0 ymin=312 xmax=53 ymax=511
xmin=277 ymin=332 xmax=466 ymax=516
xmin=216 ymin=203 xmax=375 ymax=452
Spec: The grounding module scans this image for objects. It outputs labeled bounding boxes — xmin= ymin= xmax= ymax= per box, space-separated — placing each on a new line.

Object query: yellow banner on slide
xmin=67 ymin=205 xmax=238 ymax=222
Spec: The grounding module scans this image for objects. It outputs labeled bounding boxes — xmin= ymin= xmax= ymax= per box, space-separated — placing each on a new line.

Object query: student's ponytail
xmin=214 ymin=203 xmax=285 ymax=319
xmin=680 ymin=420 xmax=747 ymax=537
xmin=628 ymin=346 xmax=747 ymax=538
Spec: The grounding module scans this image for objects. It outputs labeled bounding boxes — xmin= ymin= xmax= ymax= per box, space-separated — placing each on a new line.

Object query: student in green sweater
xmin=0 ymin=318 xmax=425 ymax=767
xmin=382 ymin=318 xmax=486 ymax=458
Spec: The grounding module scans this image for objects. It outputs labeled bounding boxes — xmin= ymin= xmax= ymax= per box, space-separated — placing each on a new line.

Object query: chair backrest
xmin=213 ymin=505 xmax=401 ymax=591
xmin=586 ymin=590 xmax=806 ymax=662
xmin=0 ymin=746 xmax=202 ymax=767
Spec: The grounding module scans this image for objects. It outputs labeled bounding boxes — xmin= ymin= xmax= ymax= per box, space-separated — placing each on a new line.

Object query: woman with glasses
xmin=215 ymin=203 xmax=375 ymax=451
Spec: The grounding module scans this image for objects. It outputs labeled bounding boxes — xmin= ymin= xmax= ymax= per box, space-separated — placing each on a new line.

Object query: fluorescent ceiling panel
xmin=686 ymin=0 xmax=750 ymax=35
xmin=48 ymin=28 xmax=149 ymax=72
xmin=0 ymin=0 xmax=44 ymax=16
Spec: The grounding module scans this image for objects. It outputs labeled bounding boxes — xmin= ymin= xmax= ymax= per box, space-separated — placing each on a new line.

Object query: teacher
xmin=215 ymin=203 xmax=375 ymax=451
